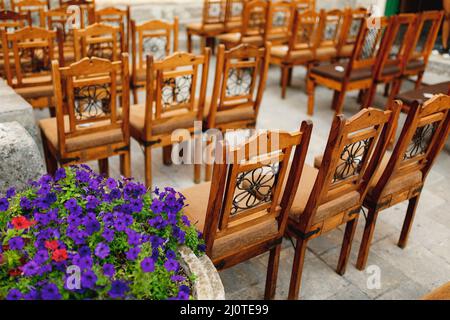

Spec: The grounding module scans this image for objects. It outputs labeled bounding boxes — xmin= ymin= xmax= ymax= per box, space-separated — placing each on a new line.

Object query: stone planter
xmin=179 ymin=246 xmax=225 ymax=300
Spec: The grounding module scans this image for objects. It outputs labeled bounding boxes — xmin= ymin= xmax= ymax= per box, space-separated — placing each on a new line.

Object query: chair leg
xmin=132 ymin=86 xmax=139 ymax=104
xmin=41 ymin=134 xmax=58 ymax=175
xmin=356 ymin=207 xmax=379 ymax=270
xmin=144 ymin=146 xmax=152 ymax=188
xmin=287 ymin=67 xmax=293 ymax=86
xmin=415 ymin=71 xmax=424 ymax=89
xmin=205 ymin=164 xmax=212 ymax=182
xmin=187 ymin=32 xmax=192 ymax=53
xmin=49 ymin=106 xmax=56 ymax=117
xmin=193 ymin=135 xmax=202 ymax=184
xmin=398 ymin=195 xmax=420 ymax=249
xmin=264 ymin=244 xmax=281 ymax=300
xmin=383 ymin=82 xmax=390 ymax=97
xmin=98 ymin=158 xmax=109 ymax=177
xmin=200 ymin=36 xmax=206 ymax=53
xmin=357 ymin=89 xmax=366 ymax=104
xmin=364 ymin=83 xmax=378 ymax=108
xmin=288 ymin=237 xmax=308 ymax=300
xmin=331 ymin=90 xmax=340 ymax=110
xmin=162 ymin=145 xmax=172 ymax=165
xmin=332 ymin=90 xmax=346 ymax=115
xmin=306 ymin=76 xmax=315 ymax=116
xmin=337 ymin=216 xmax=359 ymax=275
xmin=120 ymin=151 xmax=131 ymax=178
xmin=281 ymin=65 xmax=289 ymax=99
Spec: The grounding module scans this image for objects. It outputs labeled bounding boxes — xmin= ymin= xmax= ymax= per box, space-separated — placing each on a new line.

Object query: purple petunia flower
xmin=9 ymin=236 xmax=25 ymax=250
xmin=75 ymin=170 xmax=90 ymax=183
xmin=140 ymin=257 xmax=155 ymax=273
xmin=106 ymin=178 xmax=117 ymax=189
xmin=34 ymin=250 xmax=49 ymax=264
xmin=150 ymin=199 xmax=164 ymax=214
xmin=166 ymin=250 xmax=176 ymax=260
xmin=6 ymin=288 xmax=22 ymax=300
xmin=164 ymin=259 xmax=179 ymax=272
xmin=23 ymin=289 xmax=40 ymax=300
xmin=54 ymin=168 xmax=66 ymax=181
xmin=40 ymin=283 xmax=62 ymax=300
xmin=19 ymin=197 xmax=32 ymax=210
xmin=102 ymin=228 xmax=115 ymax=243
xmin=78 ymin=246 xmax=91 ymax=257
xmin=181 ymin=215 xmax=191 ymax=227
xmin=81 ymin=270 xmax=98 ymax=289
xmin=102 ymin=263 xmax=115 ymax=277
xmin=125 ymin=247 xmax=140 ymax=261
xmin=6 ymin=187 xmax=16 ymax=199
xmin=23 ymin=260 xmax=40 ymax=276
xmin=64 ymin=198 xmax=78 ymax=211
xmin=95 ymin=242 xmax=110 ymax=259
xmin=171 ymin=275 xmax=186 ymax=282
xmin=0 ymin=197 xmax=9 ymax=211
xmin=108 ymin=280 xmax=129 ymax=299
xmin=73 ymin=254 xmax=93 ymax=270
xmin=85 ymin=195 xmax=100 ymax=210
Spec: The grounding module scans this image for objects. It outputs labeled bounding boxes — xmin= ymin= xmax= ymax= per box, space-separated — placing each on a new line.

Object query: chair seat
xmin=225 ymin=20 xmax=242 ymax=31
xmin=39 ymin=115 xmax=124 ymax=153
xmin=187 ymin=22 xmax=224 ymax=33
xmin=270 ymin=45 xmax=314 ymax=61
xmin=395 ymin=81 xmax=450 ymax=106
xmin=203 ymin=97 xmax=255 ymax=125
xmin=339 ymin=44 xmax=354 ymax=57
xmin=129 ymin=103 xmax=198 ymax=138
xmin=405 ymin=59 xmax=425 ymax=71
xmin=315 ymin=46 xmax=338 ymax=60
xmin=14 ymin=83 xmax=54 ymax=99
xmin=181 ymin=181 xmax=279 ymax=260
xmin=289 ymin=164 xmax=361 ymax=223
xmin=311 ymin=62 xmax=371 ymax=82
xmin=217 ymin=32 xmax=263 ymax=45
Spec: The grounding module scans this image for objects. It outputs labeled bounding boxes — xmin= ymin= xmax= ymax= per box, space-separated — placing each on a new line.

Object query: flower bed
xmin=0 ymin=165 xmax=205 ymax=300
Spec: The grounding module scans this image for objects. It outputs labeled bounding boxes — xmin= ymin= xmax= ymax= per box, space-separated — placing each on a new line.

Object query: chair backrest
xmin=338 ymin=7 xmax=368 ymax=50
xmin=294 ymin=0 xmax=315 ymax=12
xmin=240 ymin=0 xmax=268 ymax=39
xmin=202 ymin=0 xmax=226 ymax=25
xmin=1 ymin=26 xmax=62 ymax=87
xmin=403 ymin=10 xmax=443 ymax=69
xmin=94 ymin=6 xmax=130 ymax=52
xmin=372 ymin=95 xmax=450 ymax=200
xmin=207 ymin=43 xmax=270 ymax=128
xmin=287 ymin=9 xmax=320 ymax=54
xmin=347 ymin=16 xmax=391 ymax=75
xmin=143 ymin=49 xmax=210 ymax=140
xmin=316 ymin=9 xmax=345 ymax=49
xmin=73 ymin=22 xmax=121 ymax=61
xmin=130 ymin=18 xmax=178 ymax=79
xmin=202 ymin=121 xmax=313 ymax=256
xmin=52 ymin=54 xmax=130 ymax=155
xmin=265 ymin=0 xmax=295 ymax=42
xmin=14 ymin=0 xmax=47 ymax=27
xmin=299 ymin=107 xmax=397 ymax=231
xmin=374 ymin=13 xmax=417 ymax=81
xmin=0 ymin=10 xmax=31 ymax=30
xmin=224 ymin=0 xmax=245 ymax=29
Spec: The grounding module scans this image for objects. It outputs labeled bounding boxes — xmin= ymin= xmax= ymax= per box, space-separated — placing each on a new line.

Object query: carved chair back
xmin=207 ymin=43 xmax=269 ymax=129
xmin=224 ymin=0 xmax=245 ymax=31
xmin=294 ymin=0 xmax=315 ymax=12
xmin=338 ymin=7 xmax=367 ymax=50
xmin=371 ymin=95 xmax=450 ymax=202
xmin=240 ymin=0 xmax=268 ymax=39
xmin=73 ymin=22 xmax=121 ymax=61
xmin=287 ymin=9 xmax=320 ymax=56
xmin=265 ymin=0 xmax=295 ymax=44
xmin=0 ymin=10 xmax=31 ymax=30
xmin=94 ymin=6 xmax=130 ymax=52
xmin=316 ymin=9 xmax=345 ymax=50
xmin=2 ymin=26 xmax=62 ymax=88
xmin=52 ymin=54 xmax=130 ymax=156
xmin=402 ymin=10 xmax=443 ymax=72
xmin=299 ymin=107 xmax=397 ymax=231
xmin=143 ymin=50 xmax=210 ymax=140
xmin=13 ymin=0 xmax=47 ymax=27
xmin=202 ymin=0 xmax=226 ymax=26
xmin=202 ymin=121 xmax=313 ymax=257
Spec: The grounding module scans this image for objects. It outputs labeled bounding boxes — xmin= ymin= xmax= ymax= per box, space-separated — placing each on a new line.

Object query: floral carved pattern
xmin=231 ymin=163 xmax=279 ymax=215
xmin=403 ymin=122 xmax=438 ymax=160
xmin=161 ymin=75 xmax=193 ymax=107
xmin=272 ymin=11 xmax=287 ymax=27
xmin=74 ymin=84 xmax=111 ymax=120
xmin=333 ymin=138 xmax=371 ymax=183
xmin=142 ymin=36 xmax=167 ymax=61
xmin=226 ymin=67 xmax=253 ymax=97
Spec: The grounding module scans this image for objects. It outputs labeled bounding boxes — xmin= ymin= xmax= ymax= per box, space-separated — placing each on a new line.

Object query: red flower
xmin=11 ymin=216 xmax=33 ymax=230
xmin=52 ymin=249 xmax=67 ymax=262
xmin=9 ymin=268 xmax=22 ymax=277
xmin=45 ymin=240 xmax=59 ymax=251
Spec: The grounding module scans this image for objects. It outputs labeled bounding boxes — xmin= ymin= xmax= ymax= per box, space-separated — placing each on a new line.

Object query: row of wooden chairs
xmin=38 ymin=43 xmax=270 ymax=188
xmin=181 ymin=93 xmax=450 ymax=299
xmin=186 ymin=0 xmax=315 ymax=53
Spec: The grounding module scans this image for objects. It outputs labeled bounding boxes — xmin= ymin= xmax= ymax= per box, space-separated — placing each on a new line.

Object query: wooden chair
xmin=129 ymin=50 xmax=210 ymax=187
xmin=217 ymin=0 xmax=268 ymax=49
xmin=130 ymin=17 xmax=179 ymax=104
xmin=388 ymin=11 xmax=444 ymax=103
xmin=13 ymin=0 xmax=47 ymax=27
xmin=265 ymin=0 xmax=295 ymax=46
xmin=314 ymin=9 xmax=345 ymax=63
xmin=94 ymin=6 xmax=130 ymax=52
xmin=182 ymin=121 xmax=313 ymax=299
xmin=1 ymin=26 xmax=63 ymax=114
xmin=224 ymin=0 xmax=245 ymax=33
xmin=306 ymin=16 xmax=392 ymax=115
xmin=422 ymin=282 xmax=450 ymax=300
xmin=336 ymin=7 xmax=368 ymax=59
xmin=286 ymin=106 xmax=398 ymax=299
xmin=294 ymin=0 xmax=315 ymax=12
xmin=204 ymin=42 xmax=270 ymax=181
xmin=73 ymin=22 xmax=122 ymax=61
xmin=186 ymin=0 xmax=225 ymax=53
xmin=356 ymin=94 xmax=450 ymax=271
xmin=39 ymin=54 xmax=131 ymax=177
xmin=269 ymin=9 xmax=320 ymax=99
xmin=364 ymin=13 xmax=418 ymax=108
